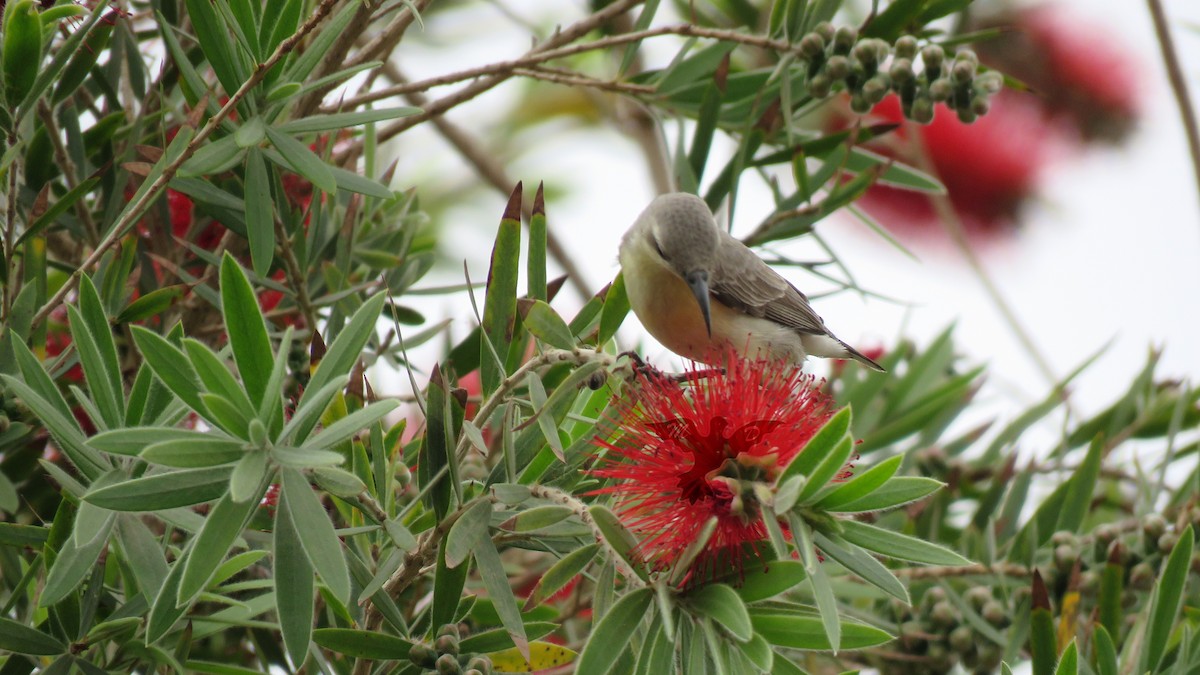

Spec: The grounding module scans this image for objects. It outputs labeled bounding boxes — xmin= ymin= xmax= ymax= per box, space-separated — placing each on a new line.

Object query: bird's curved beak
xmin=685 ymin=270 xmax=712 ymax=337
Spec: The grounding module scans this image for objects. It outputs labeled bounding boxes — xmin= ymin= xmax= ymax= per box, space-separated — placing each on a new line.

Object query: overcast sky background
xmin=376 ymin=0 xmax=1200 ymax=454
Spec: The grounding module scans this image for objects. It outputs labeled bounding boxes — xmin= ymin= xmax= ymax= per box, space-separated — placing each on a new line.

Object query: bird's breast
xmin=620 ymin=238 xmax=714 ymax=361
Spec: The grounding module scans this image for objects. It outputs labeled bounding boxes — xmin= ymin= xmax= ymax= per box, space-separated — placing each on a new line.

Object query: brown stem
xmin=1146 ymin=0 xmax=1200 ymax=216
xmin=36 ymin=101 xmax=99 ymax=245
xmin=31 ymin=0 xmax=346 ymax=329
xmin=273 ymin=217 xmax=318 ymax=330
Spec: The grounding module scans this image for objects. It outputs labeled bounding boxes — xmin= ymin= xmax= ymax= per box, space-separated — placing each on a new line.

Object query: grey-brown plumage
xmin=619 ymin=192 xmax=884 ymax=371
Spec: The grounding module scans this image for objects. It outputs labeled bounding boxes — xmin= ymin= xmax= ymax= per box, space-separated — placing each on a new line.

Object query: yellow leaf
xmin=1057 ymin=589 xmax=1080 ymax=651
xmin=489 ymin=640 xmax=578 ymax=673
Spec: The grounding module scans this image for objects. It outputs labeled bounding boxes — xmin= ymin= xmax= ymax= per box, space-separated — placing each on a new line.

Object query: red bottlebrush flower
xmin=852 ymin=91 xmax=1060 ymax=237
xmin=260 ymin=483 xmax=281 ymax=515
xmin=591 ymin=351 xmax=836 ymax=584
xmin=975 ymin=4 xmax=1142 ymax=142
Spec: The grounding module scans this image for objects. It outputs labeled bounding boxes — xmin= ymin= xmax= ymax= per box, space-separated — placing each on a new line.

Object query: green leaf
xmin=480 ymin=185 xmax=522 ymax=392
xmin=1093 ymin=625 xmax=1118 ymax=675
xmin=730 ymin=560 xmax=807 ymax=603
xmin=840 ymin=520 xmax=970 ymax=565
xmin=116 ymin=285 xmax=187 ymax=324
xmin=41 ymin=519 xmax=111 ymax=606
xmin=524 ymin=543 xmax=598 ymax=611
xmin=813 ymin=531 xmax=908 ymax=602
xmin=305 ymin=400 xmax=399 ymax=450
xmin=281 ymin=467 xmax=351 ymax=606
xmin=244 ymin=149 xmax=275 ymax=278
xmin=178 ymin=490 xmax=259 ymax=604
xmin=274 ymin=491 xmax=314 ymax=668
xmin=84 ymin=467 xmax=233 ymax=511
xmin=1055 ymin=436 xmax=1102 ymax=534
xmin=597 ymin=274 xmax=630 ymax=346
xmin=796 ymin=436 xmax=854 ymax=505
xmin=419 ymin=364 xmax=458 ymax=520
xmin=294 ymin=293 xmax=385 ymax=441
xmin=588 ymin=505 xmax=648 ymax=582
xmin=1141 ymin=524 xmax=1194 ymax=673
xmin=220 ymin=253 xmax=273 ymax=407
xmin=312 ymin=629 xmax=412 ymax=659
xmin=521 ymin=300 xmax=574 ymax=350
xmin=686 ymin=584 xmax=752 ymax=642
xmin=749 ymin=608 xmax=893 ymax=650
xmin=432 ymin=539 xmax=469 ymax=630
xmin=779 ymin=407 xmax=851 ymax=486
xmin=18 ymin=173 xmax=103 ymax=246
xmin=0 ymin=617 xmax=66 ymax=655
xmin=178 ymin=135 xmax=247 ymax=177
xmin=474 ymin=536 xmax=529 ymax=662
xmin=182 ymin=339 xmax=255 ymax=414
xmin=264 ymin=125 xmax=336 ymax=194
xmin=229 ymin=450 xmax=269 ymax=503
xmin=183 ymin=0 xmax=246 ymax=95
xmin=528 ymin=183 xmax=548 ymax=301
xmin=502 ymin=504 xmax=573 ymax=533
xmin=131 ymin=327 xmax=208 ymax=417
xmin=816 ymin=454 xmax=903 ymax=510
xmin=0 ymin=374 xmax=106 ymax=479
xmin=90 ymin=427 xmax=211 ymax=456
xmin=1055 ymin=640 xmax=1077 ymax=675
xmin=576 ymin=588 xmax=652 ymax=675
xmin=826 ymin=476 xmax=943 ymax=513
xmin=446 ymin=499 xmax=492 ymax=568
xmin=278 ymin=107 xmax=421 ymax=133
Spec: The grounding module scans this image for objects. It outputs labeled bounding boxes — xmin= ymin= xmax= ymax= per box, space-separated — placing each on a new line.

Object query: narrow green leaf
xmin=281 ymin=467 xmax=351 ymax=606
xmin=184 ymin=0 xmax=246 ymax=95
xmin=474 ymin=535 xmax=528 ymax=662
xmin=116 ymin=285 xmax=187 ymax=324
xmin=90 ymin=427 xmax=211 ymax=456
xmin=19 ymin=174 xmax=103 ymax=246
xmin=521 ymin=300 xmax=574 ymax=350
xmin=311 ymin=628 xmax=412 ymax=659
xmin=84 ymin=467 xmax=233 ymax=511
xmin=796 ymin=436 xmax=854 ymax=505
xmin=1055 ymin=640 xmax=1077 ymax=675
xmin=816 ymin=454 xmax=903 ymax=510
xmin=264 ymin=125 xmax=336 ymax=194
xmin=142 ymin=437 xmax=246 ymax=468
xmin=0 ymin=617 xmax=66 ymax=655
xmin=220 ymin=253 xmax=273 ymax=407
xmin=524 ymin=543 xmax=598 ymax=611
xmin=1030 ymin=572 xmax=1056 ymax=675
xmin=827 ymin=476 xmax=944 ymax=513
xmin=1141 ymin=525 xmax=1194 ymax=673
xmin=730 ymin=560 xmax=807 ymax=603
xmin=432 ymin=538 xmax=469 ymax=630
xmin=446 ymin=499 xmax=492 ymax=569
xmin=588 ymin=505 xmax=648 ymax=582
xmin=178 ymin=490 xmax=258 ymax=605
xmin=1055 ymin=436 xmax=1102 ymax=534
xmin=528 ymin=183 xmax=547 ymax=301
xmin=1093 ymin=625 xmax=1117 ymax=675
xmin=749 ymin=609 xmax=893 ymax=650
xmin=597 ymin=274 xmax=630 ymax=346
xmin=779 ymin=407 xmax=851 ymax=486
xmin=229 ymin=451 xmax=269 ymax=503
xmin=274 ymin=492 xmax=314 ymax=668
xmin=40 ymin=520 xmax=111 ymax=606
xmin=305 ymin=400 xmax=399 ymax=450
xmin=277 ymin=107 xmax=421 ymax=133
xmin=244 ymin=149 xmax=275 ymax=278
xmin=576 ymin=588 xmax=652 ymax=675
xmin=0 ymin=374 xmax=106 ymax=479
xmin=813 ymin=531 xmax=908 ymax=602
xmin=182 ymin=339 xmax=255 ymax=414
xmin=840 ymin=520 xmax=970 ymax=565
xmin=131 ymin=327 xmax=208 ymax=416
xmin=178 ymin=135 xmax=247 ymax=178
xmin=687 ymin=584 xmax=752 ymax=642
xmin=481 ymin=186 xmax=522 ymax=392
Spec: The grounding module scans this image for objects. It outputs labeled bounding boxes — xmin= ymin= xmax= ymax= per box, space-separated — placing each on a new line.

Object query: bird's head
xmin=644 ymin=193 xmax=720 ymax=336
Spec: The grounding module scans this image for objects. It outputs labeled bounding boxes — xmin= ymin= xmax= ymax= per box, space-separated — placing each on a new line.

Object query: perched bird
xmin=619 ymin=193 xmax=884 ymax=371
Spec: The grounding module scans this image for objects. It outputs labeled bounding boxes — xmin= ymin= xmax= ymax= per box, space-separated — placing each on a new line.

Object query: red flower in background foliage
xmin=591 ymin=350 xmax=836 ymax=584
xmin=975 ymin=3 xmax=1142 ymax=143
xmin=852 ymin=91 xmax=1060 ymax=237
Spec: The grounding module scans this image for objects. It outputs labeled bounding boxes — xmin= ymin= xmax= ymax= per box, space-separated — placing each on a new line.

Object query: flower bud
xmin=949 ymin=625 xmax=974 ymax=653
xmin=930 ymin=601 xmax=957 ymax=628
xmin=814 ymin=22 xmax=835 ymax=43
xmin=974 ymin=70 xmax=1004 ymax=94
xmin=850 ymin=93 xmax=871 ymax=114
xmin=911 ymin=97 xmax=934 ymax=124
xmin=1130 ymin=561 xmax=1155 ymax=590
xmin=409 ymin=643 xmax=437 ymax=667
xmin=964 ymin=586 xmax=992 ymax=611
xmin=436 ymin=653 xmax=462 ymax=674
xmin=833 ymin=26 xmax=858 ymax=54
xmin=798 ymin=32 xmax=825 ymax=60
xmin=951 ymin=59 xmax=976 ymax=85
xmin=395 ymin=462 xmax=412 ymax=487
xmin=1142 ymin=513 xmax=1167 ymax=540
xmin=889 ymin=58 xmax=915 ymax=84
xmin=921 ymin=45 xmax=945 ymax=76
xmin=863 ymin=74 xmax=891 ymax=104
xmin=928 ymin=78 xmax=953 ymax=102
xmin=434 ymin=634 xmax=460 ymax=656
xmin=466 ymin=656 xmax=493 ymax=673
xmin=894 ymin=35 xmax=918 ymax=59
xmin=982 ymin=600 xmax=1008 ymax=627
xmin=1053 ymin=544 xmax=1077 ymax=573
xmin=825 ymin=55 xmax=850 ymax=81
xmin=807 ymin=73 xmax=832 ymax=98
xmin=971 ymin=96 xmax=990 ymax=116
xmin=1160 ymin=531 xmax=1180 ymax=555
xmin=2 ymin=1 xmax=44 ymax=106
xmin=852 ymin=41 xmax=879 ymax=69
xmin=956 ymin=107 xmax=977 ymax=124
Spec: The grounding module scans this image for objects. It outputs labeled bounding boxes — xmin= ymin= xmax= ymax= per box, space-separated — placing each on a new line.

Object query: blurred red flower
xmin=591 ymin=351 xmax=835 ymax=584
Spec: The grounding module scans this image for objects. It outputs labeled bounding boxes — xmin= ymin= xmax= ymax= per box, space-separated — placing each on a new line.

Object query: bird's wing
xmin=711 ymin=234 xmax=829 ymax=335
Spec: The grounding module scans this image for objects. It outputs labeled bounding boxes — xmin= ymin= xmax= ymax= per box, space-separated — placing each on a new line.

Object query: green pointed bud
xmin=814 ymin=21 xmax=835 ymax=42
xmin=863 ymin=74 xmax=891 ymax=104
xmin=808 ymin=73 xmax=832 ymax=98
xmin=409 ymin=643 xmax=437 ymax=667
xmin=833 ymin=26 xmax=857 ymax=54
xmin=956 ymin=107 xmax=977 ymax=124
xmin=890 ymin=57 xmax=915 ymax=84
xmin=798 ymin=32 xmax=825 ymax=60
xmin=825 ymin=55 xmax=850 ymax=81
xmin=248 ymin=419 xmax=269 ymax=447
xmin=434 ymin=634 xmax=460 ymax=656
xmin=928 ymin=78 xmax=953 ymax=102
xmin=850 ymin=93 xmax=871 ymax=113
xmin=971 ymin=96 xmax=990 ymax=116
xmin=911 ymin=97 xmax=934 ymax=124
xmin=894 ymin=35 xmax=918 ymax=59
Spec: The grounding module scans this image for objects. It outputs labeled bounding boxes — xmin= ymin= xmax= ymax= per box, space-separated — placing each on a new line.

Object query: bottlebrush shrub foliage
xmin=0 ymin=1 xmax=1197 ymax=675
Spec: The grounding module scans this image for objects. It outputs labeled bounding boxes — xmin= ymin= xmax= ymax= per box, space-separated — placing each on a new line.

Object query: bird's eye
xmin=653 ymin=240 xmax=667 ymax=259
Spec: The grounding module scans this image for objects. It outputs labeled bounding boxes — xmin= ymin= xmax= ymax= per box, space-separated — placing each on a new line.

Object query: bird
xmin=618 ymin=192 xmax=884 ymax=371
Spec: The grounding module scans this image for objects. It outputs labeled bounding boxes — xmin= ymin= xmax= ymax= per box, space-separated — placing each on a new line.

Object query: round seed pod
xmin=833 ymin=26 xmax=858 ymax=54
xmin=814 ymin=22 xmax=835 ymax=43
xmin=894 ymin=35 xmax=919 ymax=59
xmin=826 ymin=55 xmax=851 ymax=81
xmin=808 ymin=73 xmax=833 ymax=98
xmin=435 ymin=653 xmax=462 ymax=674
xmin=799 ymin=32 xmax=826 ymax=60
xmin=928 ymin=78 xmax=954 ymax=102
xmin=890 ymin=57 xmax=915 ymax=84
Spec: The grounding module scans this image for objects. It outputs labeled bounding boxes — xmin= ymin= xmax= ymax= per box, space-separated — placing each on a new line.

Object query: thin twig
xmin=893 ymin=562 xmax=1031 ymax=580
xmin=377 ymin=62 xmax=597 ymax=301
xmin=512 ymin=66 xmax=656 ymax=95
xmin=36 ymin=101 xmax=99 ymax=245
xmin=273 ymin=218 xmax=318 ymax=329
xmin=31 ymin=0 xmax=345 ymax=328
xmin=1146 ymin=0 xmax=1200 ymax=214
